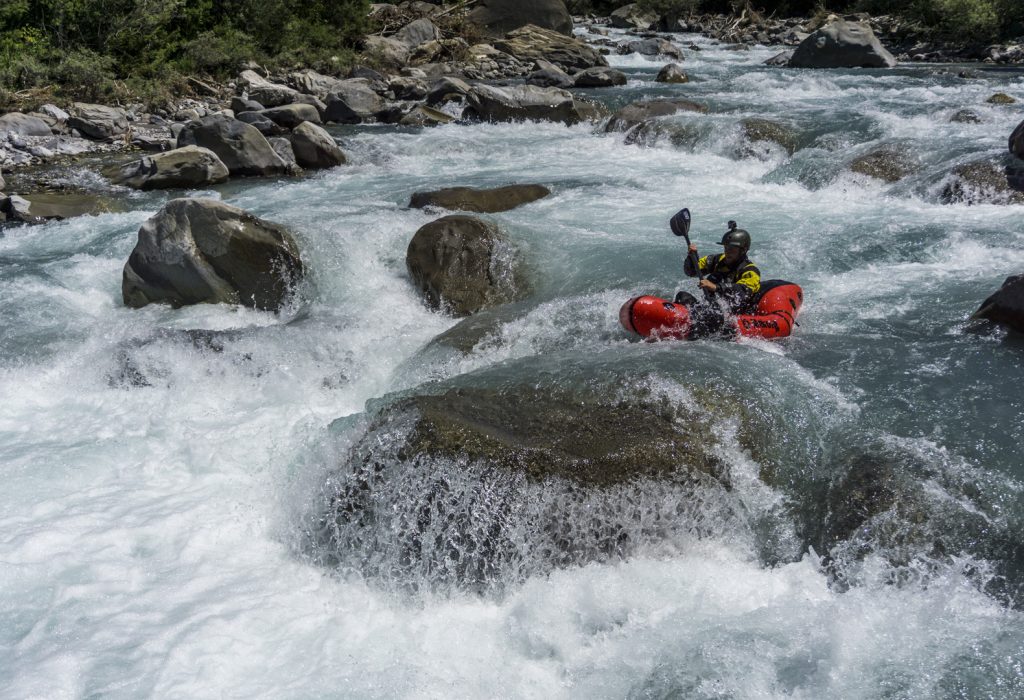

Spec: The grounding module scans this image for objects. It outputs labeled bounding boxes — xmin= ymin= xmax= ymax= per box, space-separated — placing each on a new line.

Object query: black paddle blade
xmin=670 ymin=208 xmax=691 ymax=238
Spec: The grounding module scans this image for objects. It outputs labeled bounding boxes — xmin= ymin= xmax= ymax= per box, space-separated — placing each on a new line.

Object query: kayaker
xmin=674 ymin=222 xmax=761 ymax=337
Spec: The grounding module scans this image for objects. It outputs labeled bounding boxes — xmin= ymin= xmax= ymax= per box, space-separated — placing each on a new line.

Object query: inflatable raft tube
xmin=620 ymin=280 xmax=803 ymax=340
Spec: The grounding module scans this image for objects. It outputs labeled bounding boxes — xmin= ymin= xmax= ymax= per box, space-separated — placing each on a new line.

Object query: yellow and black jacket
xmin=684 ymin=253 xmax=761 ymax=311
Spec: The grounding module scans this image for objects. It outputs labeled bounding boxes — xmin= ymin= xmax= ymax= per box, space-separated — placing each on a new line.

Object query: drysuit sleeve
xmin=684 ymin=254 xmax=710 ymax=278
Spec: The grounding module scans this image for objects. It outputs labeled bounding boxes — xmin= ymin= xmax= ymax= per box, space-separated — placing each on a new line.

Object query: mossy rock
xmin=849 ymin=146 xmax=917 ymax=183
xmin=739 ymin=118 xmax=798 ymax=156
xmin=986 ymin=93 xmax=1017 ymax=105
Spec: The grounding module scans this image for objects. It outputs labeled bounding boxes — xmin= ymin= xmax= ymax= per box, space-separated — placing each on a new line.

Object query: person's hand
xmin=699 ymin=279 xmax=717 ymax=292
xmin=688 ymin=244 xmax=698 ymax=255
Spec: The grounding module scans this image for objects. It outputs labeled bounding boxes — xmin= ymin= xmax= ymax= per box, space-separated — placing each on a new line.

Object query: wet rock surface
xmin=409 ymin=184 xmax=550 ymax=213
xmin=406 ymin=214 xmax=525 ymax=316
xmin=122 ymin=198 xmax=304 ymax=311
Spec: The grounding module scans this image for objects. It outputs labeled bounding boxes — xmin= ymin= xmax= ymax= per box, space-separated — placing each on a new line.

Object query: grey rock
xmin=287 ymin=69 xmax=349 ymax=99
xmin=406 ymin=214 xmax=525 ymax=316
xmin=610 ymin=3 xmax=659 ymax=30
xmin=389 ymin=77 xmax=429 ymax=100
xmin=231 ymin=97 xmax=265 ymax=113
xmin=849 ymin=146 xmax=917 ymax=182
xmin=362 ymin=36 xmax=412 ymax=71
xmin=573 ymin=66 xmax=627 ymax=88
xmin=425 ymin=77 xmax=472 ymax=106
xmin=1 ymin=192 xmax=107 ymax=224
xmin=236 ymin=111 xmax=286 ymax=136
xmin=409 ymin=184 xmax=550 ymax=213
xmin=122 ymin=198 xmax=304 ymax=311
xmin=395 ymin=17 xmax=442 ymax=48
xmin=1011 ymin=119 xmax=1024 ymax=159
xmin=104 ymin=145 xmax=230 ymax=190
xmin=324 ymin=80 xmax=387 ymax=123
xmin=467 ymin=0 xmax=573 ymax=38
xmin=525 ymin=66 xmax=574 ymax=89
xmin=789 ymin=20 xmax=896 ymax=68
xmin=67 ymin=103 xmax=130 ymax=140
xmin=238 ymin=69 xmax=300 ymax=107
xmin=0 ymin=113 xmax=54 ymax=140
xmin=940 ymin=159 xmax=1024 ymax=205
xmin=399 ymin=105 xmax=456 ymax=127
xmin=618 ymin=38 xmax=684 ymax=60
xmin=494 ymin=24 xmax=608 ymax=72
xmin=289 ymin=121 xmax=347 ymax=169
xmin=269 ymin=137 xmax=299 ymax=171
xmin=973 ymin=274 xmax=1024 ymax=333
xmin=260 ymin=103 xmax=322 ymax=129
xmin=39 ymin=104 xmax=70 ymax=123
xmin=740 ymin=118 xmax=798 ymax=156
xmin=951 ymin=109 xmax=981 ymax=124
xmin=604 ymin=99 xmax=709 ymax=133
xmin=290 ymin=94 xmax=328 ymax=121
xmin=177 ymin=114 xmax=290 ymax=177
xmin=655 ymin=63 xmax=689 ymax=83
xmin=986 ymin=93 xmax=1016 ymax=105
xmin=463 ymin=84 xmax=600 ymax=125
xmin=764 ymin=50 xmax=795 ymax=66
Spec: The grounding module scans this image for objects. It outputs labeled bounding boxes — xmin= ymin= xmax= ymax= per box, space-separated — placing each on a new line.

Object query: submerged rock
xmin=656 ymin=63 xmax=689 ymax=83
xmin=740 ymin=118 xmax=798 ymax=156
xmin=950 ymin=109 xmax=981 ymax=124
xmin=604 ymin=99 xmax=708 ymax=134
xmin=940 ymin=159 xmax=1024 ymax=205
xmin=122 ymin=198 xmax=304 ymax=311
xmin=0 ymin=192 xmax=108 ymax=224
xmin=409 ymin=184 xmax=550 ymax=213
xmin=788 ymin=20 xmax=896 ymax=68
xmin=406 ymin=214 xmax=525 ymax=315
xmin=986 ymin=93 xmax=1016 ymax=105
xmin=313 ymin=381 xmax=758 ymax=589
xmin=849 ymin=146 xmax=917 ymax=182
xmin=972 ymin=274 xmax=1024 ymax=333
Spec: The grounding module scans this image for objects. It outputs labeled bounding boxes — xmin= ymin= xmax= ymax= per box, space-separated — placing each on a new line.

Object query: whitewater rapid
xmin=2 ymin=31 xmax=1024 ymax=699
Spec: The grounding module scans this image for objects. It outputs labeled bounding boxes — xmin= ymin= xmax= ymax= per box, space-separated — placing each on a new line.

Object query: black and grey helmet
xmin=720 ymin=221 xmax=751 ymax=252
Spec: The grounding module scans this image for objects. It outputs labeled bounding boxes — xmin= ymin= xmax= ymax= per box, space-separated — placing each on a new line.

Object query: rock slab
xmin=409 ymin=184 xmax=550 ymax=213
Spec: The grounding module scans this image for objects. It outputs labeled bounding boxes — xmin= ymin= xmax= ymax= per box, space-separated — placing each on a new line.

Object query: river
xmin=2 ymin=30 xmax=1023 ymax=698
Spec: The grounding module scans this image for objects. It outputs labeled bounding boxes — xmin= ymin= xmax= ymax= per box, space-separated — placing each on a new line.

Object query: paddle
xmin=670 ymin=208 xmax=702 ymax=281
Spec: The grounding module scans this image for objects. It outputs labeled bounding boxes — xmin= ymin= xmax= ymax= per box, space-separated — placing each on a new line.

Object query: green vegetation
xmin=0 ymin=0 xmax=370 ymax=109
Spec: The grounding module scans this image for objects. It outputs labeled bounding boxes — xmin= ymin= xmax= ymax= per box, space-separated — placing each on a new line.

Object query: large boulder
xmin=394 ymin=17 xmax=443 ymax=47
xmin=315 ymin=380 xmax=760 ymax=587
xmin=494 ymin=24 xmax=608 ymax=73
xmin=463 ymin=84 xmax=601 ymax=125
xmin=609 ymin=3 xmax=659 ymax=30
xmin=409 ymin=184 xmax=550 ymax=213
xmin=289 ymin=121 xmax=347 ymax=169
xmin=525 ymin=60 xmax=574 ymax=88
xmin=406 ymin=214 xmax=525 ymax=315
xmin=1011 ymin=119 xmax=1024 ymax=160
xmin=604 ymin=99 xmax=709 ymax=133
xmin=572 ymin=66 xmax=627 ymax=88
xmin=361 ymin=35 xmax=412 ymax=71
xmin=940 ymin=159 xmax=1024 ymax=205
xmin=618 ymin=38 xmax=684 ymax=61
xmin=67 ymin=103 xmax=129 ymax=140
xmin=788 ymin=20 xmax=896 ymax=69
xmin=467 ymin=0 xmax=573 ymax=38
xmin=1 ymin=192 xmax=107 ymax=224
xmin=122 ymin=198 xmax=303 ymax=311
xmin=849 ymin=146 xmax=917 ymax=182
xmin=324 ymin=80 xmax=387 ymax=123
xmin=739 ymin=118 xmax=798 ymax=156
xmin=973 ymin=274 xmax=1024 ymax=333
xmin=0 ymin=113 xmax=52 ymax=140
xmin=260 ymin=103 xmax=322 ymax=129
xmin=177 ymin=114 xmax=290 ymax=177
xmin=238 ymin=69 xmax=300 ymax=107
xmin=104 ymin=145 xmax=230 ymax=190
xmin=287 ymin=69 xmax=349 ymax=99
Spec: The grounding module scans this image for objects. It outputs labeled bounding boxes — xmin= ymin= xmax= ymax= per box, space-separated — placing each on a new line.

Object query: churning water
xmin=2 ymin=31 xmax=1024 ymax=698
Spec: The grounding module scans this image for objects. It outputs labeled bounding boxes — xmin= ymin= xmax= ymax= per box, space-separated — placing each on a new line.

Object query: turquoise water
xmin=2 ymin=32 xmax=1023 ymax=698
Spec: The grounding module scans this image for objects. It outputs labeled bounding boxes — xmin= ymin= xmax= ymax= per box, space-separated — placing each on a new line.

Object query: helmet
xmin=720 ymin=224 xmax=751 ymax=252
